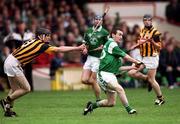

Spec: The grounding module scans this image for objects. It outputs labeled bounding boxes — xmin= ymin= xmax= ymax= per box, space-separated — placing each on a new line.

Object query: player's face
xmin=143 ymin=18 xmax=152 ymax=27
xmin=93 ymin=18 xmax=102 ymax=26
xmin=44 ymin=35 xmax=51 ymax=42
xmin=114 ymin=30 xmax=123 ymax=43
xmin=39 ymin=34 xmax=51 ymax=42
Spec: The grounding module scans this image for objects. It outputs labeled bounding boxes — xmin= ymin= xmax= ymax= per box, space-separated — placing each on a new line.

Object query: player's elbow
xmin=123 ymin=54 xmax=130 ymax=61
xmin=54 ymin=47 xmax=62 ymax=52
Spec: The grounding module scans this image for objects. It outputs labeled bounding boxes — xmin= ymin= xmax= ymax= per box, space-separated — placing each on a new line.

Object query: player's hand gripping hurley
xmin=127 ymin=38 xmax=152 ymax=52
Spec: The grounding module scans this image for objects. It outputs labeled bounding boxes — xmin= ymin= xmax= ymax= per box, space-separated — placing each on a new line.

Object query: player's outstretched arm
xmin=54 ymin=44 xmax=85 ymax=53
xmin=124 ymin=54 xmax=145 ymax=71
xmin=128 ymin=38 xmax=150 ymax=52
xmin=119 ymin=66 xmax=137 ymax=71
xmin=89 ymin=45 xmax=104 ymax=52
xmin=124 ymin=54 xmax=140 ymax=64
xmin=124 ymin=54 xmax=144 ymax=66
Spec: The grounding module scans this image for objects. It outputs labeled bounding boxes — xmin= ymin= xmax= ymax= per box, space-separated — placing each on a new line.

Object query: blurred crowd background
xmin=0 ymin=0 xmax=179 ymax=91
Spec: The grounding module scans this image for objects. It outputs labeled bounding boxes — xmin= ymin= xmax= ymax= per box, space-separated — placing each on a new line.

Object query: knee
xmin=81 ymin=78 xmax=89 ymax=84
xmin=147 ymin=76 xmax=155 ymax=83
xmin=116 ymin=87 xmax=125 ymax=94
xmin=107 ymin=101 xmax=116 ymax=107
xmin=128 ymin=70 xmax=136 ymax=77
xmin=24 ymin=86 xmax=31 ymax=93
xmin=88 ymin=77 xmax=95 ymax=84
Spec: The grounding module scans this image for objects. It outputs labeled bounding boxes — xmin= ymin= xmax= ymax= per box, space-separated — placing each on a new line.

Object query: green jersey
xmin=83 ymin=26 xmax=109 ymax=58
xmin=99 ymin=38 xmax=127 ymax=74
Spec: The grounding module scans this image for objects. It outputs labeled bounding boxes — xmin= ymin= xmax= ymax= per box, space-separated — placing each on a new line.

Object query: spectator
xmin=0 ymin=46 xmax=10 ymax=91
xmin=165 ymin=0 xmax=180 ymax=24
xmin=49 ymin=52 xmax=63 ymax=80
xmin=159 ymin=40 xmax=179 ymax=89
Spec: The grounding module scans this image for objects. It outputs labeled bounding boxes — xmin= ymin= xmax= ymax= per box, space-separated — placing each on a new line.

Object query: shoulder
xmin=139 ymin=28 xmax=146 ymax=35
xmin=85 ymin=27 xmax=93 ymax=33
xmin=41 ymin=42 xmax=55 ymax=50
xmin=25 ymin=30 xmax=34 ymax=35
xmin=107 ymin=38 xmax=118 ymax=48
xmin=11 ymin=32 xmax=20 ymax=38
xmin=152 ymin=27 xmax=161 ymax=36
xmin=140 ymin=27 xmax=145 ymax=32
xmin=101 ymin=27 xmax=109 ymax=35
xmin=105 ymin=39 xmax=119 ymax=54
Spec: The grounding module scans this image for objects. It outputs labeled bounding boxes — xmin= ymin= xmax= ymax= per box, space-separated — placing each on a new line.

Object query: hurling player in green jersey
xmin=81 ymin=15 xmax=109 ymax=101
xmin=83 ymin=27 xmax=144 ymax=115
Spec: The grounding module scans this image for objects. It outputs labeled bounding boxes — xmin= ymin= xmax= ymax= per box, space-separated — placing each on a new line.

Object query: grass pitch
xmin=0 ymin=88 xmax=180 ymax=124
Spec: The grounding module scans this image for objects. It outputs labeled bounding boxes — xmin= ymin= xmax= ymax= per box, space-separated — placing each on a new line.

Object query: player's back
xmin=12 ymin=39 xmax=49 ymax=66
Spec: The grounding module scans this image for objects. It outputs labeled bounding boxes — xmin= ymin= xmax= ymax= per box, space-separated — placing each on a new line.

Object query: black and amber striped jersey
xmin=139 ymin=26 xmax=162 ymax=57
xmin=12 ymin=39 xmax=56 ymax=66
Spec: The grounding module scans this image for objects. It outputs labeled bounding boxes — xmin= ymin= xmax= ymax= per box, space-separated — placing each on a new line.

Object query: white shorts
xmin=83 ymin=55 xmax=100 ymax=72
xmin=142 ymin=56 xmax=159 ymax=69
xmin=97 ymin=71 xmax=116 ymax=93
xmin=130 ymin=48 xmax=142 ymax=61
xmin=4 ymin=54 xmax=24 ymax=77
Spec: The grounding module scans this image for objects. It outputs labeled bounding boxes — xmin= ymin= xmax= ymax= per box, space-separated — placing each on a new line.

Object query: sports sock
xmin=125 ymin=105 xmax=132 ymax=113
xmin=96 ymin=99 xmax=101 ymax=102
xmin=157 ymin=95 xmax=163 ymax=100
xmin=92 ymin=102 xmax=99 ymax=109
xmin=6 ymin=96 xmax=13 ymax=103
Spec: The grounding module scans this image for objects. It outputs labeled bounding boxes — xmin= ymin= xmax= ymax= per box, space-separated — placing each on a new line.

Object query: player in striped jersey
xmin=0 ymin=28 xmax=85 ymax=117
xmin=128 ymin=14 xmax=165 ymax=105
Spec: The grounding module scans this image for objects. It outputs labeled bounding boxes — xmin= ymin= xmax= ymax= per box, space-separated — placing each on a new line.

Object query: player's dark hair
xmin=110 ymin=27 xmax=120 ymax=36
xmin=35 ymin=28 xmax=51 ymax=38
xmin=143 ymin=14 xmax=152 ymax=20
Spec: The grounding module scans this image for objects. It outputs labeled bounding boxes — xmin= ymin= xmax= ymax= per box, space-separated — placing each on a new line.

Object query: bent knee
xmin=107 ymin=101 xmax=116 ymax=107
xmin=116 ymin=87 xmax=125 ymax=94
xmin=81 ymin=78 xmax=89 ymax=84
xmin=128 ymin=70 xmax=136 ymax=77
xmin=24 ymin=86 xmax=31 ymax=93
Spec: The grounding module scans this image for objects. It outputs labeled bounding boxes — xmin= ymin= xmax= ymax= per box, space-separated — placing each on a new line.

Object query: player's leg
xmin=8 ymin=75 xmax=31 ymax=101
xmin=7 ymin=80 xmax=19 ymax=105
xmin=108 ymin=79 xmax=136 ymax=114
xmin=128 ymin=69 xmax=147 ymax=80
xmin=0 ymin=77 xmax=9 ymax=92
xmin=81 ymin=69 xmax=91 ymax=85
xmin=147 ymin=69 xmax=165 ymax=105
xmin=83 ymin=71 xmax=115 ymax=115
xmin=89 ymin=57 xmax=101 ymax=101
xmin=100 ymin=71 xmax=136 ymax=114
xmin=81 ymin=69 xmax=101 ymax=101
xmin=81 ymin=55 xmax=92 ymax=85
xmin=82 ymin=56 xmax=101 ymax=101
xmin=83 ymin=86 xmax=116 ymax=115
xmin=128 ymin=69 xmax=152 ymax=91
xmin=1 ymin=75 xmax=30 ymax=117
xmin=97 ymin=92 xmax=116 ymax=107
xmin=6 ymin=87 xmax=15 ymax=113
xmin=89 ymin=72 xmax=101 ymax=101
xmin=2 ymin=77 xmax=20 ymax=116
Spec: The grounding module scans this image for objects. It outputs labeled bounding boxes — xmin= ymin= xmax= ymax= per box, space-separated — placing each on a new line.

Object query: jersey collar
xmin=93 ymin=26 xmax=102 ymax=32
